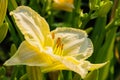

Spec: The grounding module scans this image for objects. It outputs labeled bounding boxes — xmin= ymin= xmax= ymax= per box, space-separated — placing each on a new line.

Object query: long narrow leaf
xmin=84 ymin=70 xmax=99 ymax=80
xmin=0 ymin=0 xmax=8 ymax=25
xmin=0 ymin=23 xmax=8 ymax=43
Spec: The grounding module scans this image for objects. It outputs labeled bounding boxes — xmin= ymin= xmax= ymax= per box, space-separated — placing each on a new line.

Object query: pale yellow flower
xmin=4 ymin=6 xmax=107 ymax=78
xmin=53 ymin=0 xmax=74 ymax=12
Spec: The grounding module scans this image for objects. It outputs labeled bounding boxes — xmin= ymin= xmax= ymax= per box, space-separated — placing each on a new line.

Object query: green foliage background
xmin=0 ymin=0 xmax=120 ymax=80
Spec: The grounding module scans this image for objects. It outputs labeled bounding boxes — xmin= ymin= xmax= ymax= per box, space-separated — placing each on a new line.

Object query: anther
xmin=56 ymin=37 xmax=61 ymax=48
xmin=53 ymin=37 xmax=64 ymax=56
xmin=61 ymin=44 xmax=63 ymax=50
xmin=52 ymin=32 xmax=55 ymax=39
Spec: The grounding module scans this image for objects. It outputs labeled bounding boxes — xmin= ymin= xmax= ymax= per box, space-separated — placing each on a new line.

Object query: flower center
xmin=53 ymin=37 xmax=64 ymax=56
xmin=52 ymin=32 xmax=63 ymax=56
xmin=52 ymin=32 xmax=64 ymax=56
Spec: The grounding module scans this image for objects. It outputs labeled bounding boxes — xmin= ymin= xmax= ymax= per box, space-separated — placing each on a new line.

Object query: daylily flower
xmin=52 ymin=0 xmax=74 ymax=12
xmin=4 ymin=6 xmax=107 ymax=79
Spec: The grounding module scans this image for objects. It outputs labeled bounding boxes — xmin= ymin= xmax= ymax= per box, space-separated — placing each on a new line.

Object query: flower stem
xmin=26 ymin=66 xmax=43 ymax=80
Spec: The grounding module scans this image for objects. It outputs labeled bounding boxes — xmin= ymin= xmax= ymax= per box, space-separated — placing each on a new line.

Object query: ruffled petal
xmin=51 ymin=27 xmax=93 ymax=60
xmin=41 ymin=55 xmax=90 ymax=78
xmin=41 ymin=54 xmax=107 ymax=79
xmin=88 ymin=62 xmax=108 ymax=71
xmin=4 ymin=41 xmax=54 ymax=66
xmin=10 ymin=6 xmax=53 ymax=50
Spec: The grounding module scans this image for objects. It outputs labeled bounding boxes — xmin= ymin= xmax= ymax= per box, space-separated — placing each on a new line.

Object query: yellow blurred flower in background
xmin=4 ymin=6 xmax=107 ymax=79
xmin=53 ymin=0 xmax=74 ymax=12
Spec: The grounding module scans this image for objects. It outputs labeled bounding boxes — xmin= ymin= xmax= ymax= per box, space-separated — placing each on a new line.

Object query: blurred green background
xmin=0 ymin=0 xmax=120 ymax=80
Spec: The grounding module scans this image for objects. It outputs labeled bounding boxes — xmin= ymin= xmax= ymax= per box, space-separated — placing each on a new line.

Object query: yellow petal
xmin=53 ymin=0 xmax=74 ymax=12
xmin=88 ymin=61 xmax=108 ymax=71
xmin=54 ymin=0 xmax=73 ymax=3
xmin=4 ymin=41 xmax=54 ymax=66
xmin=10 ymin=6 xmax=53 ymax=50
xmin=41 ymin=55 xmax=107 ymax=79
xmin=51 ymin=27 xmax=93 ymax=60
xmin=41 ymin=61 xmax=68 ymax=72
xmin=41 ymin=55 xmax=90 ymax=78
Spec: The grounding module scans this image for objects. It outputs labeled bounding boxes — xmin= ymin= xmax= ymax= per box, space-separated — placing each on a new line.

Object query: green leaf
xmin=0 ymin=67 xmax=8 ymax=80
xmin=89 ymin=0 xmax=99 ymax=10
xmin=0 ymin=67 xmax=6 ymax=76
xmin=20 ymin=74 xmax=28 ymax=80
xmin=9 ymin=44 xmax=17 ymax=57
xmin=7 ymin=0 xmax=17 ymax=11
xmin=90 ymin=17 xmax=106 ymax=62
xmin=58 ymin=71 xmax=64 ymax=80
xmin=96 ymin=27 xmax=117 ymax=80
xmin=0 ymin=0 xmax=8 ymax=25
xmin=73 ymin=73 xmax=81 ymax=80
xmin=84 ymin=70 xmax=99 ymax=80
xmin=98 ymin=1 xmax=113 ymax=17
xmin=0 ymin=23 xmax=8 ymax=43
xmin=5 ymin=15 xmax=21 ymax=47
xmin=0 ymin=48 xmax=7 ymax=61
xmin=26 ymin=66 xmax=43 ymax=80
xmin=115 ymin=6 xmax=120 ymax=26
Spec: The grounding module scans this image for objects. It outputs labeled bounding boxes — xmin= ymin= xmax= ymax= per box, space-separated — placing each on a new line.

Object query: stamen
xmin=53 ymin=37 xmax=64 ymax=56
xmin=61 ymin=44 xmax=63 ymax=50
xmin=52 ymin=32 xmax=55 ymax=39
xmin=56 ymin=37 xmax=61 ymax=48
xmin=60 ymin=44 xmax=64 ymax=56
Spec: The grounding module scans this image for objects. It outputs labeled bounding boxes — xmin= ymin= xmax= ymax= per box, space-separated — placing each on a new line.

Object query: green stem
xmin=71 ymin=0 xmax=81 ymax=28
xmin=80 ymin=11 xmax=92 ymax=29
xmin=110 ymin=0 xmax=119 ymax=21
xmin=26 ymin=66 xmax=43 ymax=80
